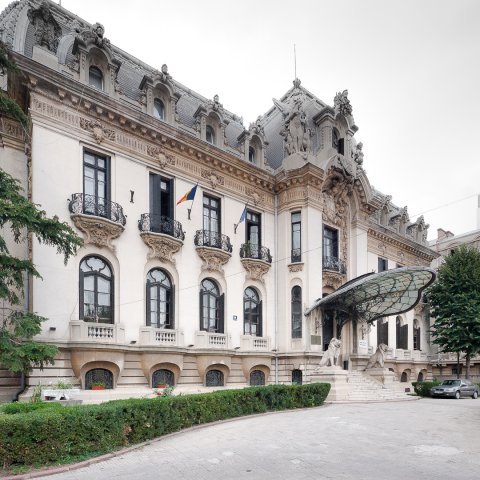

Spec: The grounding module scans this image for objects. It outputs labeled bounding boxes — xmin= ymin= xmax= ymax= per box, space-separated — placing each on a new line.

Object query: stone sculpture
xmin=364 ymin=343 xmax=388 ymax=370
xmin=334 ymin=89 xmax=353 ymax=117
xmin=319 ymin=338 xmax=342 ymax=367
xmin=27 ymin=1 xmax=61 ymax=53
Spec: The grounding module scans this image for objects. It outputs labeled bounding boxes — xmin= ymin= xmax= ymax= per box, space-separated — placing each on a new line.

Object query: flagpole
xmin=234 ymin=203 xmax=248 ymax=234
xmin=187 ymin=183 xmax=199 ymax=220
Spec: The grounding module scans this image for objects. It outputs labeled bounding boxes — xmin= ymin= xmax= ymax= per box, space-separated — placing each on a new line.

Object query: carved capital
xmin=195 ymin=247 xmax=231 ymax=274
xmin=241 ymin=258 xmax=271 ymax=283
xmin=71 ymin=214 xmax=124 ymax=251
xmin=140 ymin=232 xmax=183 ymax=264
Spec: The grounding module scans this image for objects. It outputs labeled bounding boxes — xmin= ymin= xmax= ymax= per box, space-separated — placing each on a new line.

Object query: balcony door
xmin=203 ymin=195 xmax=220 ymax=247
xmin=83 ymin=151 xmax=109 ymax=217
xmin=246 ymin=211 xmax=261 ymax=258
xmin=149 ymin=173 xmax=173 ymax=233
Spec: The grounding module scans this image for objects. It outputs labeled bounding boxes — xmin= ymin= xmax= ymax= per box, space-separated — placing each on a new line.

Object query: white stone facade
xmin=0 ymin=0 xmax=439 ymax=398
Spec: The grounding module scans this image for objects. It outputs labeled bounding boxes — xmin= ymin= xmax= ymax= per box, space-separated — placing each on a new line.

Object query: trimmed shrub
xmin=0 ymin=402 xmax=64 ymax=415
xmin=0 ymin=383 xmax=330 ymax=467
xmin=412 ymin=381 xmax=442 ymax=397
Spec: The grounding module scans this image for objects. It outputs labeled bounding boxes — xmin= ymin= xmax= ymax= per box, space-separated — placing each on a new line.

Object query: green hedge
xmin=0 ymin=401 xmax=64 ymax=415
xmin=412 ymin=381 xmax=442 ymax=397
xmin=0 ymin=383 xmax=330 ymax=467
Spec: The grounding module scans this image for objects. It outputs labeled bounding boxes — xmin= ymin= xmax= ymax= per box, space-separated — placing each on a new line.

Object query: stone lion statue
xmin=319 ymin=338 xmax=342 ymax=367
xmin=364 ymin=343 xmax=388 ymax=370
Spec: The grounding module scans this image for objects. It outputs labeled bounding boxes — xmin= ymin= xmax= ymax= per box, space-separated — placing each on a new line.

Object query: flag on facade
xmin=177 ymin=184 xmax=198 ymax=205
xmin=237 ymin=206 xmax=247 ymax=225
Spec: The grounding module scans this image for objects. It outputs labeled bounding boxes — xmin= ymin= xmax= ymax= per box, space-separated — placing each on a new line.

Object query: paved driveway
xmin=39 ymin=398 xmax=479 ymax=480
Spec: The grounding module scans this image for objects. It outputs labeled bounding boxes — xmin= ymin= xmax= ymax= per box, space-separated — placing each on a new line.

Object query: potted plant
xmin=91 ymin=381 xmax=106 ymax=390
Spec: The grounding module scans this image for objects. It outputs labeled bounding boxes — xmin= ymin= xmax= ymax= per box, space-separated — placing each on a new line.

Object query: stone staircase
xmin=345 ymin=370 xmax=414 ymax=402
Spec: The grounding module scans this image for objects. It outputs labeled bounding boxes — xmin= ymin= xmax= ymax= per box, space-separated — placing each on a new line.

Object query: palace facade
xmin=0 ymin=0 xmax=440 ymax=400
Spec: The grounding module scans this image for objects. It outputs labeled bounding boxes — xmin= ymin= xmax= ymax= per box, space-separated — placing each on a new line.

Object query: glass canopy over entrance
xmin=305 ymin=267 xmax=436 ymax=324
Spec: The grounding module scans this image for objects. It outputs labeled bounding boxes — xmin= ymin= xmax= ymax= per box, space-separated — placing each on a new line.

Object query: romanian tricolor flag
xmin=177 ymin=184 xmax=198 ymax=205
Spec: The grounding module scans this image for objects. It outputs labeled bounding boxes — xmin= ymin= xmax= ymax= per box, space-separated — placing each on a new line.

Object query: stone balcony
xmin=68 ymin=193 xmax=126 ymax=251
xmin=139 ymin=327 xmax=184 ymax=347
xmin=195 ymin=331 xmax=231 ymax=349
xmin=138 ymin=214 xmax=185 ymax=264
xmin=240 ymin=243 xmax=272 ymax=283
xmin=240 ymin=335 xmax=271 ymax=351
xmin=69 ymin=320 xmax=125 ymax=343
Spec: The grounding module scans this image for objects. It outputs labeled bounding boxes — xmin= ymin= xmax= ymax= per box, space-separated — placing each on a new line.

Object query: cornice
xmin=368 ymin=226 xmax=439 ymax=263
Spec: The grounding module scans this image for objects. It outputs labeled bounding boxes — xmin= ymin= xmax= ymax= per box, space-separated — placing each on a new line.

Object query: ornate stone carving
xmin=71 ymin=214 xmax=124 ymax=251
xmin=249 ymin=116 xmax=265 ymax=137
xmin=80 ymin=118 xmax=115 ymax=144
xmin=365 ymin=344 xmax=388 ymax=370
xmin=352 ymin=142 xmax=364 ymax=165
xmin=195 ymin=247 xmax=231 ymax=274
xmin=318 ymin=338 xmax=342 ymax=367
xmin=241 ymin=258 xmax=271 ymax=283
xmin=322 ymin=271 xmax=344 ymax=291
xmin=146 ymin=145 xmax=175 ymax=168
xmin=288 ymin=263 xmax=304 ymax=273
xmin=76 ymin=22 xmax=112 ymax=54
xmin=273 ymin=82 xmax=312 ymax=157
xmin=358 ymin=318 xmax=371 ymax=340
xmin=140 ymin=232 xmax=183 ymax=264
xmin=245 ymin=188 xmax=263 ymax=206
xmin=27 ymin=1 xmax=61 ymax=53
xmin=201 ymin=169 xmax=224 ymax=189
xmin=333 ymin=89 xmax=353 ymax=117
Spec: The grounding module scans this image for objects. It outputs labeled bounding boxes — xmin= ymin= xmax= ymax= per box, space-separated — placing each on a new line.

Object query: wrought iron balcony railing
xmin=240 ymin=243 xmax=272 ymax=263
xmin=291 ymin=248 xmax=301 ymax=263
xmin=194 ymin=230 xmax=232 ymax=253
xmin=138 ymin=214 xmax=185 ymax=241
xmin=69 ymin=193 xmax=126 ymax=226
xmin=323 ymin=256 xmax=346 ymax=274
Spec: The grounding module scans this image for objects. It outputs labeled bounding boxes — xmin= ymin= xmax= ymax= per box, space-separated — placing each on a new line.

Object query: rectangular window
xmin=323 ymin=226 xmax=339 ymax=271
xmin=291 ymin=286 xmax=302 ymax=339
xmin=203 ymin=194 xmax=221 ymax=247
xmin=377 ymin=318 xmax=389 ymax=346
xmin=378 ymin=257 xmax=388 ymax=272
xmin=246 ymin=210 xmax=261 ymax=258
xmin=291 ymin=212 xmax=301 ymax=263
xmin=149 ymin=173 xmax=173 ymax=233
xmin=83 ymin=150 xmax=110 ymax=217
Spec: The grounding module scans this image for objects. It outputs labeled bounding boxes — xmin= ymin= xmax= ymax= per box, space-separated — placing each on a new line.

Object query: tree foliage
xmin=428 ymin=245 xmax=480 ymax=378
xmin=0 ymin=43 xmax=83 ymax=374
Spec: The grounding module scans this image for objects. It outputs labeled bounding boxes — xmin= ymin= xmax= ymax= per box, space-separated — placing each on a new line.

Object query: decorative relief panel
xmin=71 ymin=214 xmax=124 ymax=252
xmin=201 ymin=169 xmax=224 ymax=189
xmin=322 ymin=271 xmax=344 ymax=291
xmin=288 ymin=263 xmax=304 ymax=273
xmin=79 ymin=118 xmax=115 ymax=144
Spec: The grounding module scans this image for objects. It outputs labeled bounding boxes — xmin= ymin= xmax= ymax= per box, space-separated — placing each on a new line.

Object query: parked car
xmin=430 ymin=379 xmax=479 ymax=399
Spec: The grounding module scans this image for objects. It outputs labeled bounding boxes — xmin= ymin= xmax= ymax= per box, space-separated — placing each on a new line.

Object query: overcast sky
xmin=5 ymin=0 xmax=479 ymax=240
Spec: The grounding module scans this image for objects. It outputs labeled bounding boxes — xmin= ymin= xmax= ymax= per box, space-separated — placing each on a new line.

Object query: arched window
xmin=248 ymin=146 xmax=256 ymax=163
xmin=206 ymin=369 xmax=224 ymax=386
xmin=85 ymin=368 xmax=113 ymax=389
xmin=200 ymin=279 xmax=224 ymax=333
xmin=250 ymin=370 xmax=265 ymax=386
xmin=417 ymin=371 xmax=424 ymax=382
xmin=146 ymin=269 xmax=173 ymax=329
xmin=244 ymin=287 xmax=262 ymax=336
xmin=152 ymin=368 xmax=174 ymax=387
xmin=206 ymin=125 xmax=215 ymax=145
xmin=413 ymin=319 xmax=421 ymax=351
xmin=400 ymin=371 xmax=408 ymax=382
xmin=153 ymin=98 xmax=165 ymax=120
xmin=80 ymin=256 xmax=113 ymax=323
xmin=291 ymin=286 xmax=302 ymax=338
xmin=292 ymin=369 xmax=303 ymax=385
xmin=89 ymin=66 xmax=104 ymax=91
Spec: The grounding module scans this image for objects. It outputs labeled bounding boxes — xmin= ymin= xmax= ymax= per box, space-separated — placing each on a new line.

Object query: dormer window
xmin=153 ymin=98 xmax=165 ymax=120
xmin=248 ymin=147 xmax=256 ymax=163
xmin=206 ymin=125 xmax=215 ymax=145
xmin=332 ymin=128 xmax=344 ymax=155
xmin=89 ymin=66 xmax=104 ymax=91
